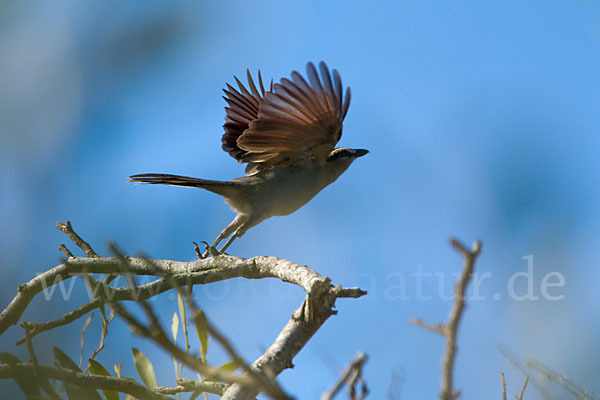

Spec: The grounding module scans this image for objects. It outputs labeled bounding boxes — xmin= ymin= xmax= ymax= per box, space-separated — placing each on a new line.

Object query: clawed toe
xmin=192 ymin=241 xmax=208 ymax=259
xmin=193 ymin=241 xmax=225 ymax=259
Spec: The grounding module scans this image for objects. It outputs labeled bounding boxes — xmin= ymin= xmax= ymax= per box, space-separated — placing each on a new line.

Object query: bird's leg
xmin=203 ymin=214 xmax=246 ymax=257
xmin=216 ymin=214 xmax=256 ymax=255
xmin=217 ymin=227 xmax=243 ymax=255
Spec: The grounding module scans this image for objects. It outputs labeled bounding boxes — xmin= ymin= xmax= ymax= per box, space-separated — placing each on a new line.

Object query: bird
xmin=128 ymin=61 xmax=368 ymax=256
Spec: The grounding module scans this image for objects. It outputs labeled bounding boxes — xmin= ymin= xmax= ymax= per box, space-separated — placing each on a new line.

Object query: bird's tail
xmin=128 ymin=173 xmax=239 ymax=197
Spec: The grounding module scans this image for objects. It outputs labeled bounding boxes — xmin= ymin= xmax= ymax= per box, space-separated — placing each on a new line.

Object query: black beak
xmin=354 ymin=149 xmax=369 ymax=158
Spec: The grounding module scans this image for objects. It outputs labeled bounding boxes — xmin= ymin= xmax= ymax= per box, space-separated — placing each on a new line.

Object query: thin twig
xmin=498 ymin=346 xmax=553 ymax=400
xmin=441 ymin=239 xmax=481 ymax=400
xmin=321 ymin=352 xmax=368 ymax=400
xmin=17 ymin=299 xmax=103 ymax=345
xmin=500 ymin=373 xmax=507 ymax=400
xmin=84 ymin=309 xmax=114 ymax=372
xmin=59 ymin=244 xmax=74 ymax=258
xmin=525 ymin=358 xmax=593 ymax=399
xmin=22 ymin=324 xmax=39 ymax=366
xmin=409 ymin=318 xmax=445 ymax=336
xmin=56 ymin=221 xmax=99 ymax=258
xmin=79 ymin=312 xmax=94 ymax=368
xmin=517 ymin=376 xmax=529 ymax=400
xmin=411 ymin=238 xmax=482 ymax=400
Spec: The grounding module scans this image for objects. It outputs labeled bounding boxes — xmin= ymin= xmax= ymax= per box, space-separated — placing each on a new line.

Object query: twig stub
xmin=56 ymin=221 xmax=99 ymax=258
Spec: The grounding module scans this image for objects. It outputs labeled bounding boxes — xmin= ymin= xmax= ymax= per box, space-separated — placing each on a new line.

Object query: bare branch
xmin=412 ymin=238 xmax=482 ymax=400
xmin=7 ymin=254 xmax=363 ymax=339
xmin=3 ymin=222 xmax=366 ymax=400
xmin=441 ymin=239 xmax=481 ymax=400
xmin=501 ymin=373 xmax=507 ymax=400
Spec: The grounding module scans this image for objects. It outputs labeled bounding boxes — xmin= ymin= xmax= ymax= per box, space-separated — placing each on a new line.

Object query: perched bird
xmin=129 ymin=61 xmax=368 ymax=256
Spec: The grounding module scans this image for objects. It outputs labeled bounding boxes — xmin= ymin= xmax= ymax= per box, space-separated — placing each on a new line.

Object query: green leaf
xmin=131 ymin=348 xmax=157 ymax=389
xmin=194 ymin=309 xmax=209 ymax=362
xmin=53 ymin=347 xmax=101 ymax=400
xmin=218 ymin=359 xmax=242 ymax=373
xmin=205 ymin=358 xmax=243 ymax=382
xmin=88 ymin=359 xmax=119 ymax=400
xmin=53 ymin=346 xmax=81 ymax=371
xmin=88 ymin=358 xmax=111 ymax=376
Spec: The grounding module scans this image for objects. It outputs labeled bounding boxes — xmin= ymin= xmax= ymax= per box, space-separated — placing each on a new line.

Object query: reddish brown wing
xmin=236 ymin=61 xmax=351 ymax=169
xmin=221 ymin=70 xmax=270 ymax=163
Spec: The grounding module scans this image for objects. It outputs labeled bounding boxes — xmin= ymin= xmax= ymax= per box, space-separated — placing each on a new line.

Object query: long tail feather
xmin=127 ymin=173 xmax=238 ymax=197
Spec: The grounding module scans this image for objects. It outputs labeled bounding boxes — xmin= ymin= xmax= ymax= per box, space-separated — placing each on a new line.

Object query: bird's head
xmin=324 ymin=147 xmax=369 ymax=180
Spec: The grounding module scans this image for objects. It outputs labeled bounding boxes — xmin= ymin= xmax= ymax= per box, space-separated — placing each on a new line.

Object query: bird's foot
xmin=192 ymin=241 xmax=208 ymax=259
xmin=193 ymin=241 xmax=224 ymax=259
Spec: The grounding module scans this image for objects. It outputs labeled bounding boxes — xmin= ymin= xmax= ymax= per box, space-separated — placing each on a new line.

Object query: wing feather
xmin=290 ymin=71 xmax=328 ymax=115
xmin=221 ymin=71 xmax=266 ymax=160
xmin=221 ymin=62 xmax=350 ymax=172
xmin=235 ymin=61 xmax=350 ymax=168
xmin=320 ymin=62 xmax=338 ymax=111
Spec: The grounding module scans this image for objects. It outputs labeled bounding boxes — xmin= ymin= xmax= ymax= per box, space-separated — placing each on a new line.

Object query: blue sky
xmin=1 ymin=1 xmax=599 ymax=399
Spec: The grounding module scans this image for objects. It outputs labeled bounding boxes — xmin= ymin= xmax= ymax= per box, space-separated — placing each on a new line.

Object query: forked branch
xmin=411 ymin=238 xmax=482 ymax=400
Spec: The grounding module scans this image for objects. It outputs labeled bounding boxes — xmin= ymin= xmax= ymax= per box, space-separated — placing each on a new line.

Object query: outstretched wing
xmin=238 ymin=61 xmax=351 ymax=169
xmin=221 ymin=70 xmax=270 ymax=165
xmin=221 ymin=62 xmax=351 ymax=174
